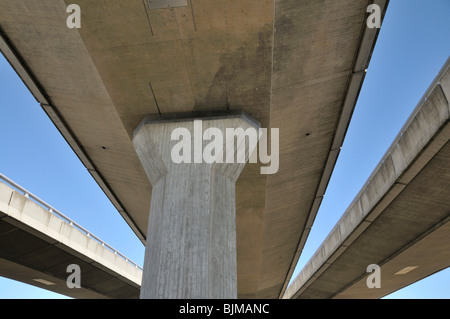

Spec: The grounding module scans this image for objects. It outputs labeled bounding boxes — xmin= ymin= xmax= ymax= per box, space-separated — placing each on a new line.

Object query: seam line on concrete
xmin=174 ymin=10 xmax=197 ymax=109
xmin=142 ymin=0 xmax=155 ymax=36
xmin=7 ymin=189 xmax=13 ymax=207
xmin=189 ymin=0 xmax=197 ymax=32
xmin=148 ymin=82 xmax=162 ymax=117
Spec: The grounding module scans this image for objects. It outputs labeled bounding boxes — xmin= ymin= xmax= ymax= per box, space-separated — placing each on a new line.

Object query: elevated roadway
xmin=0 ymin=0 xmax=389 ymax=298
xmin=284 ymin=58 xmax=450 ymax=299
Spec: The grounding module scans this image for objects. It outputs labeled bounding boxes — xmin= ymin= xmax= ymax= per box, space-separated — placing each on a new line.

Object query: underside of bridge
xmin=0 ymin=180 xmax=142 ymax=299
xmin=0 ymin=0 xmax=389 ymax=298
xmin=284 ymin=59 xmax=450 ymax=299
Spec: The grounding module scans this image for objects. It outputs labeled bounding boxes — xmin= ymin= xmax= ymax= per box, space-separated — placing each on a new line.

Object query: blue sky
xmin=0 ymin=0 xmax=449 ymax=299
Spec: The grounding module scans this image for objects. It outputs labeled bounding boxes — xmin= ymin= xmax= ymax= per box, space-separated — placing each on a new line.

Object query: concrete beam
xmin=284 ymin=57 xmax=450 ymax=299
xmin=0 ymin=179 xmax=142 ymax=298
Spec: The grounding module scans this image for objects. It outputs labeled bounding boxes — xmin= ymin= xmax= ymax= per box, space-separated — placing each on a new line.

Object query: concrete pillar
xmin=133 ymin=112 xmax=260 ymax=299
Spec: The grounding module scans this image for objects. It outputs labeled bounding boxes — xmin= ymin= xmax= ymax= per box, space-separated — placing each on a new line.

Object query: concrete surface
xmin=284 ymin=58 xmax=450 ymax=299
xmin=0 ymin=0 xmax=388 ymax=298
xmin=0 ymin=179 xmax=142 ymax=299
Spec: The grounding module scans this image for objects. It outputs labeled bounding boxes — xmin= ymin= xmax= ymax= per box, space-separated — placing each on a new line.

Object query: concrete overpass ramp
xmin=284 ymin=58 xmax=450 ymax=299
xmin=0 ymin=174 xmax=142 ymax=299
xmin=0 ymin=0 xmax=389 ymax=298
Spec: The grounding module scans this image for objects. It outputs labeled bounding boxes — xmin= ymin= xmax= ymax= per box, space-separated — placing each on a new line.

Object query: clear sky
xmin=0 ymin=0 xmax=449 ymax=299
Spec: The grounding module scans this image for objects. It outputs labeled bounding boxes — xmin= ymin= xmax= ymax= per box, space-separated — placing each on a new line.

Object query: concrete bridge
xmin=284 ymin=58 xmax=450 ymax=299
xmin=0 ymin=173 xmax=142 ymax=298
xmin=4 ymin=0 xmax=447 ymax=299
xmin=0 ymin=0 xmax=390 ymax=298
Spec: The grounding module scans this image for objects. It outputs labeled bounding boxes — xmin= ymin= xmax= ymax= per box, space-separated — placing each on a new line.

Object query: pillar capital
xmin=133 ymin=111 xmax=260 ymax=184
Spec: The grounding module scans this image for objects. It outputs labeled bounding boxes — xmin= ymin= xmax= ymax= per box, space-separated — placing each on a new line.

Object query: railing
xmin=0 ymin=172 xmax=143 ymax=271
